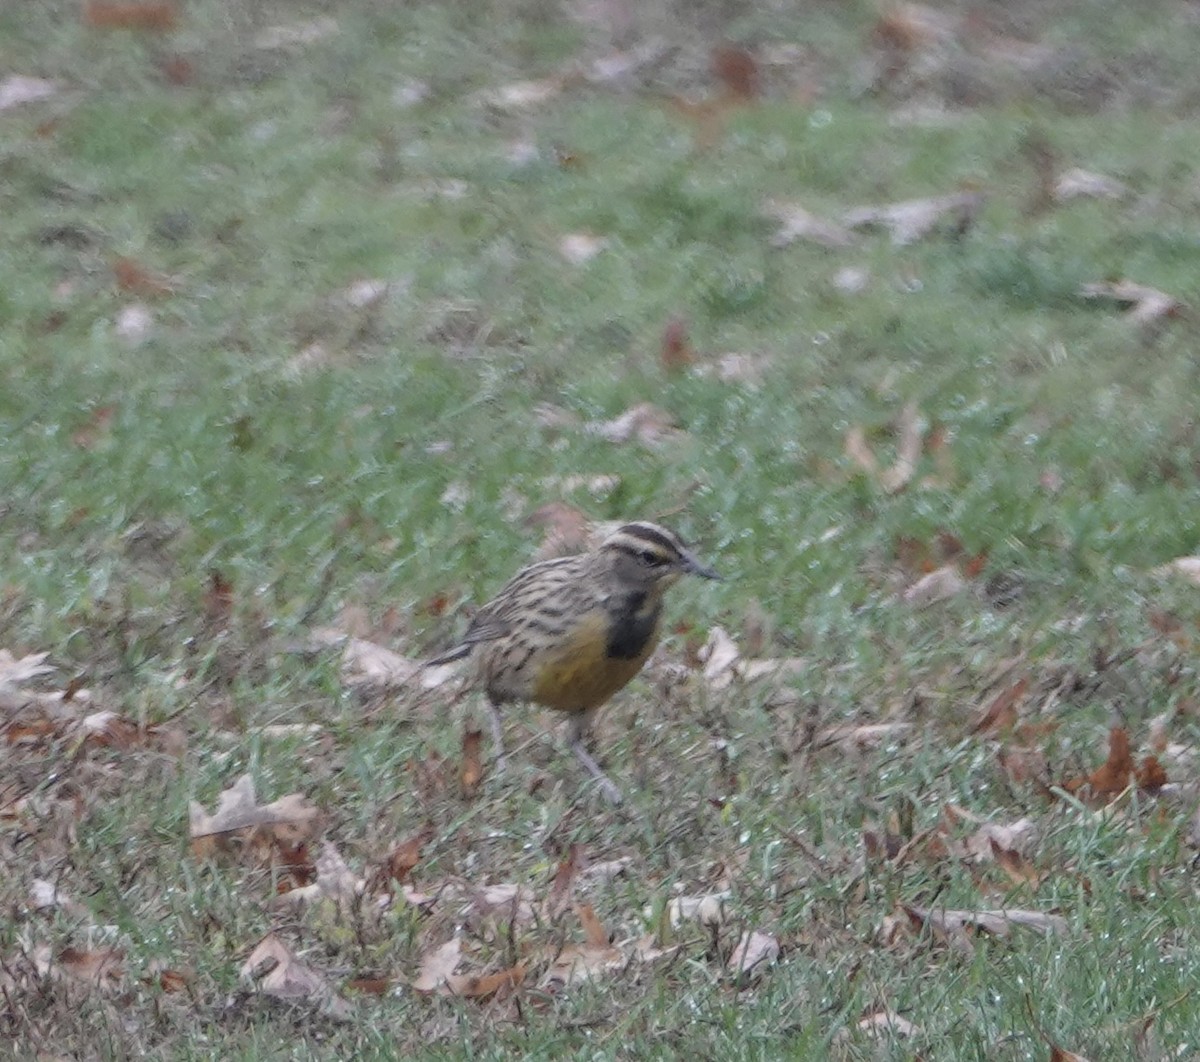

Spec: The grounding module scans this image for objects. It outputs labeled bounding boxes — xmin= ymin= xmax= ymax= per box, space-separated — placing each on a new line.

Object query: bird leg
xmin=567 ymin=713 xmax=623 ymax=805
xmin=486 ymin=697 xmax=507 ymax=774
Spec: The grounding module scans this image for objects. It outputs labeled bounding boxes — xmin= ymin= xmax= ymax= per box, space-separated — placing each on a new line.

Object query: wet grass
xmin=5 ymin=0 xmax=1200 ymax=1058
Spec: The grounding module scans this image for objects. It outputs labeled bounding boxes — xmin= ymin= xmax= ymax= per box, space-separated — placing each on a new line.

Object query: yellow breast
xmin=531 ymin=610 xmax=659 ymax=713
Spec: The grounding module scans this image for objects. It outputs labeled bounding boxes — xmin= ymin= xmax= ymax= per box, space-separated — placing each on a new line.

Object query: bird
xmin=428 ymin=521 xmax=719 ymax=804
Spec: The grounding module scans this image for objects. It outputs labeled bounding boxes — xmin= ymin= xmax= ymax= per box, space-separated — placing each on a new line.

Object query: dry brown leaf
xmin=856 ymin=1009 xmax=921 ymax=1038
xmin=1065 ymin=729 xmax=1137 ymax=796
xmin=1152 ymin=556 xmax=1200 ymax=586
xmin=115 ymin=303 xmax=154 ymax=345
xmin=1080 ymin=280 xmax=1183 ymax=325
xmin=843 ymin=190 xmax=984 ymax=245
xmin=546 ymin=904 xmax=624 ymax=985
xmin=816 ymin=722 xmax=913 ymax=749
xmin=586 ymin=402 xmax=683 ymax=446
xmin=844 ymin=427 xmax=880 ymax=475
xmin=411 ymin=937 xmax=462 ymax=993
xmin=446 ymin=963 xmax=526 ymax=999
xmin=663 ymin=94 xmax=740 ymax=151
xmin=476 ymin=75 xmax=569 ymax=111
xmin=53 ymin=947 xmax=126 ymax=990
xmin=558 ymin=232 xmax=608 ymax=265
xmin=111 ymin=256 xmax=174 ymax=297
xmin=970 ymin=676 xmax=1029 ymax=735
xmin=0 ymin=76 xmax=59 ymax=110
xmin=0 ymin=650 xmax=54 ymax=690
xmin=189 ymin=774 xmax=323 ymax=857
xmin=1054 ymin=168 xmax=1128 ymax=202
xmin=546 ymin=843 xmax=584 ymax=920
xmin=879 ymin=402 xmax=923 ymax=493
xmin=314 ymin=841 xmax=361 ymax=904
xmin=711 ymin=44 xmax=760 ymax=100
xmin=345 ymin=976 xmax=393 ymax=995
xmin=964 ymin=817 xmax=1039 ymax=862
xmin=461 ymin=727 xmax=483 ymax=797
xmin=902 ymin=564 xmax=967 ymax=606
xmin=905 ymin=904 xmax=1068 ymax=940
xmin=660 ymin=316 xmax=695 ymax=373
xmin=387 ymin=825 xmax=434 ymax=884
xmin=307 ymin=628 xmax=457 ymax=691
xmin=241 ymin=933 xmax=347 ymax=1016
xmin=253 ymin=17 xmax=338 ymax=49
xmin=666 ymin=891 xmax=730 ymax=928
xmin=83 ymin=0 xmax=177 ymax=30
xmin=1049 ymin=1045 xmax=1093 ymax=1062
xmin=832 ymin=265 xmax=871 ymax=294
xmin=727 ymin=930 xmax=780 ymax=978
xmin=766 ymin=200 xmax=857 ymax=249
xmin=525 ymin=502 xmax=594 ymax=560
xmin=698 ymin=351 xmax=768 ymax=386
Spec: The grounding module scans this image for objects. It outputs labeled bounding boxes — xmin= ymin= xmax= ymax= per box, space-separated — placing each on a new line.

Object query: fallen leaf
xmin=203 ymin=569 xmax=234 ymax=626
xmin=660 ymin=316 xmax=695 ymax=372
xmin=461 ymin=727 xmax=483 ymax=797
xmin=586 ymin=402 xmax=683 ymax=446
xmin=29 ymin=879 xmax=82 ymax=915
xmin=546 ymin=904 xmax=624 ymax=985
xmin=70 ymin=405 xmax=117 ymax=449
xmin=253 ymin=17 xmax=338 ymax=49
xmin=546 ymin=843 xmax=585 ymax=919
xmin=55 ymin=947 xmax=126 ymax=990
xmin=879 ymin=402 xmax=923 ymax=493
xmin=1054 ymin=168 xmax=1128 ymax=202
xmin=387 ymin=825 xmax=434 ymax=884
xmin=727 ymin=930 xmax=779 ymax=978
xmin=476 ymin=75 xmax=570 ymax=111
xmin=970 ymin=676 xmax=1029 ymax=735
xmin=0 ymin=76 xmax=58 ymax=111
xmin=1080 ymin=280 xmax=1183 ymax=326
xmin=844 ymin=426 xmax=880 ymax=476
xmin=446 ymin=963 xmax=526 ymax=999
xmin=1152 ymin=556 xmax=1200 ymax=586
xmin=765 ymin=200 xmax=857 ymax=249
xmin=963 ymin=817 xmax=1039 ymax=861
xmin=0 ymin=650 xmax=54 ymax=691
xmin=314 ymin=841 xmax=361 ymax=905
xmin=525 ymin=502 xmax=594 ymax=560
xmin=345 ymin=976 xmax=393 ymax=995
xmin=665 ymin=891 xmax=730 ymax=927
xmin=241 ymin=933 xmax=347 ymax=1016
xmin=856 ymin=1009 xmax=921 ymax=1038
xmin=843 ymin=190 xmax=984 ymax=245
xmin=902 ymin=564 xmax=967 ymax=606
xmin=411 ymin=937 xmax=462 ymax=993
xmin=307 ymin=628 xmax=457 ymax=691
xmin=711 ymin=44 xmax=760 ymax=100
xmin=832 ymin=265 xmax=871 ymax=294
xmin=189 ymin=774 xmax=323 ymax=855
xmin=815 ymin=722 xmax=913 ymax=749
xmin=558 ymin=232 xmax=608 ymax=265
xmin=904 ymin=904 xmax=1068 ymax=940
xmin=111 ymin=256 xmax=173 ymax=297
xmin=83 ymin=0 xmax=177 ymax=30
xmin=115 ymin=303 xmax=154 ymax=345
xmin=1065 ymin=726 xmax=1135 ymax=797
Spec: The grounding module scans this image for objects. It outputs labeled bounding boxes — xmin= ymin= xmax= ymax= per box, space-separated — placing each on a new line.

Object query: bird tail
xmin=425 ymin=643 xmax=473 ymax=667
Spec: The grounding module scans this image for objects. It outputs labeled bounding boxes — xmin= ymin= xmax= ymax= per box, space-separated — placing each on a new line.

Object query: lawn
xmin=5 ymin=0 xmax=1200 ymax=1057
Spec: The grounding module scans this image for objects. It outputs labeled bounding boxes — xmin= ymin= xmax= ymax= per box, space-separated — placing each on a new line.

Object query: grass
xmin=5 ymin=0 xmax=1200 ymax=1057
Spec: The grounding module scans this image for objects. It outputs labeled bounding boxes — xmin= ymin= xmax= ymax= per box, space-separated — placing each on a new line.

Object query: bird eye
xmin=638 ymin=549 xmax=664 ymax=566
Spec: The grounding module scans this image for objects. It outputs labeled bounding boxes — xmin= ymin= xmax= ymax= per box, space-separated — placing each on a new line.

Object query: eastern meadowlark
xmin=429 ymin=521 xmax=719 ymax=803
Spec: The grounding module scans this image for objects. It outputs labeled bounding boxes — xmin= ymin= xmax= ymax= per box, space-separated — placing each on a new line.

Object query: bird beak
xmin=679 ymin=551 xmax=721 ymax=581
